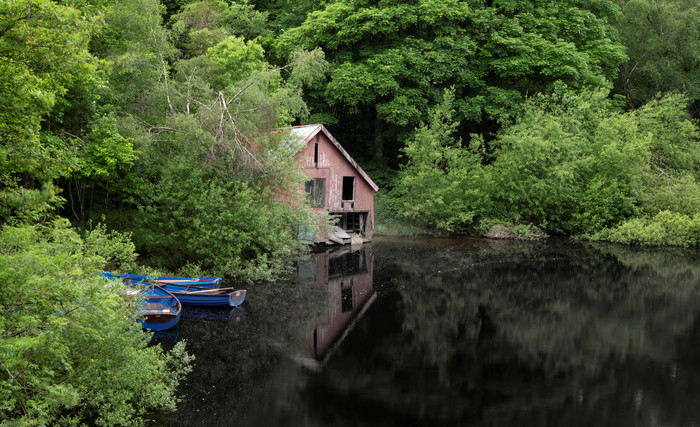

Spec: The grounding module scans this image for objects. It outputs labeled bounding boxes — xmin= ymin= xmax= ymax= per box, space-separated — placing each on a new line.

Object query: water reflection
xmin=297 ymin=246 xmax=375 ymax=368
xmin=161 ymin=237 xmax=700 ymax=427
xmin=181 ymin=306 xmax=246 ymax=323
xmin=309 ymin=238 xmax=700 ymax=426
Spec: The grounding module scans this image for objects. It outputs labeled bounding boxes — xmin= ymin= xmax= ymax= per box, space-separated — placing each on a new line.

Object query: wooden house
xmin=289 ymin=124 xmax=378 ymax=244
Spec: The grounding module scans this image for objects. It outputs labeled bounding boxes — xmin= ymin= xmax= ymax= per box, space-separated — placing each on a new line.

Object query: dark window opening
xmin=314 ymin=142 xmax=318 ymax=167
xmin=341 ymin=212 xmax=364 ymax=232
xmin=342 ymin=176 xmax=355 ymax=201
xmin=305 ymin=178 xmax=325 ymax=207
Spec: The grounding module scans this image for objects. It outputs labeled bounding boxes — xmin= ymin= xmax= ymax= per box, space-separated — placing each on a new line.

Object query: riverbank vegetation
xmin=1 ymin=0 xmax=699 ymax=424
xmin=0 ymin=220 xmax=193 ymax=425
xmin=273 ymin=0 xmax=699 ymax=244
xmin=390 ymin=88 xmax=700 ymax=240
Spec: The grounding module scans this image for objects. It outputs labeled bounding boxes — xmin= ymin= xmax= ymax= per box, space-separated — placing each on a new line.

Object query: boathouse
xmin=289 ymin=124 xmax=378 ymax=244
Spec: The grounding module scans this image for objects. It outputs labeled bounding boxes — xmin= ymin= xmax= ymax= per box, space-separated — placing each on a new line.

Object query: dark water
xmin=158 ymin=237 xmax=700 ymax=426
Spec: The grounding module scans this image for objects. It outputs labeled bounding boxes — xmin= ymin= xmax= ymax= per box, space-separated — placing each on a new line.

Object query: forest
xmin=1 ymin=0 xmax=699 ymax=424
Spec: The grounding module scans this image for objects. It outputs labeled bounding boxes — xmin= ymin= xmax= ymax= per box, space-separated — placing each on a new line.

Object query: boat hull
xmin=140 ymin=311 xmax=181 ymax=331
xmin=169 ymin=289 xmax=246 ymax=307
xmin=132 ymin=285 xmax=182 ymax=331
xmin=120 ymin=278 xmax=246 ymax=308
xmin=103 ymin=272 xmax=221 ymax=288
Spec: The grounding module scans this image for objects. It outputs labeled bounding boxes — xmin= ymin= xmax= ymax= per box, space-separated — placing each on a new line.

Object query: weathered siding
xmin=297 ymin=128 xmax=375 ymax=238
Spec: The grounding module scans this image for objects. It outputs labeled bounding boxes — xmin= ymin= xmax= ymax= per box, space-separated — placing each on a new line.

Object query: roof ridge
xmin=292 ymin=125 xmax=378 ymax=192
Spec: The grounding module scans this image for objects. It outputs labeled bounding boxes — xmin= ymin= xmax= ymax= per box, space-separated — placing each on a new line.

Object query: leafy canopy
xmin=0 ymin=0 xmax=101 ymax=223
xmin=615 ymin=0 xmax=700 ymax=116
xmin=277 ymin=0 xmax=627 ymax=159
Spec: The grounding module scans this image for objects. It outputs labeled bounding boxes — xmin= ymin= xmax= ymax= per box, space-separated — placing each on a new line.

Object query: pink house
xmin=289 ymin=124 xmax=378 ymax=244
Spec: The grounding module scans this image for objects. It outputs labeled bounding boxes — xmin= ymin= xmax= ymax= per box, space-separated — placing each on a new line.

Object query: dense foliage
xmin=277 ymin=0 xmax=626 ymax=159
xmin=488 ymin=91 xmax=700 ymax=235
xmin=0 ymin=220 xmax=193 ymax=425
xmin=1 ymin=0 xmax=700 ymax=421
xmin=395 ymin=88 xmax=700 ymax=238
xmin=615 ymin=0 xmax=700 ymax=117
xmin=61 ymin=0 xmax=329 ymax=279
xmin=590 ymin=210 xmax=700 ymax=246
xmin=0 ymin=0 xmax=101 ymax=223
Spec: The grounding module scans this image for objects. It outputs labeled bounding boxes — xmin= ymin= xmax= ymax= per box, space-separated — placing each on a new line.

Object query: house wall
xmin=299 ymin=131 xmax=375 ymax=237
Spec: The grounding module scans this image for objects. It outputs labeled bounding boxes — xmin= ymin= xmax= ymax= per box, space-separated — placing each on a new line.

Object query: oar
xmin=159 ymin=282 xmax=218 ymax=290
xmin=116 ymin=274 xmax=199 ymax=282
xmin=185 ymin=287 xmax=235 ymax=294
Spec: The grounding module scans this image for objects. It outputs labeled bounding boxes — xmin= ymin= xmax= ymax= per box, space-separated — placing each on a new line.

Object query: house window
xmin=314 ymin=141 xmax=319 ymax=167
xmin=342 ymin=176 xmax=355 ymax=201
xmin=305 ymin=178 xmax=325 ymax=207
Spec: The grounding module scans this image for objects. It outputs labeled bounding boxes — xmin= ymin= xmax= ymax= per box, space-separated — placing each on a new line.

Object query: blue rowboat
xmin=125 ymin=284 xmax=181 ymax=331
xmin=125 ymin=278 xmax=246 ymax=307
xmin=166 ymin=287 xmax=246 ymax=307
xmin=103 ymin=272 xmax=221 ymax=288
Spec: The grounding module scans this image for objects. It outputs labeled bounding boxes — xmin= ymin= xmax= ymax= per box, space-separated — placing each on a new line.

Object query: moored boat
xmin=167 ymin=287 xmax=246 ymax=308
xmin=126 ymin=279 xmax=246 ymax=307
xmin=126 ymin=284 xmax=182 ymax=331
xmin=103 ymin=272 xmax=221 ymax=288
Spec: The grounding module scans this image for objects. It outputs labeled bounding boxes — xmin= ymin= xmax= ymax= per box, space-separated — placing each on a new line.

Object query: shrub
xmin=0 ymin=220 xmax=192 ymax=425
xmin=589 ymin=211 xmax=700 ymax=246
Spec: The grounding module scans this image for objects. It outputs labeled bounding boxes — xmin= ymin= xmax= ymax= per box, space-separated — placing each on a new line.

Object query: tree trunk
xmin=373 ymin=116 xmax=384 ymax=159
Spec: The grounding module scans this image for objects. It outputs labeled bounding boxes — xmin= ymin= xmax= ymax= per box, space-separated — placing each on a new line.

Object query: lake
xmin=158 ymin=236 xmax=700 ymax=426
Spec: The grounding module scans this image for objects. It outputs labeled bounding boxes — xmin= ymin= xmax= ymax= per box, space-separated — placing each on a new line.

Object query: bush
xmin=589 ymin=211 xmax=700 ymax=246
xmin=0 ymin=220 xmax=192 ymax=425
xmin=395 ymin=89 xmax=487 ymax=232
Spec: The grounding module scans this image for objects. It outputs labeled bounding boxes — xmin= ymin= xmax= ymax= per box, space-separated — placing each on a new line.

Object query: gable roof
xmin=289 ymin=124 xmax=379 ymax=192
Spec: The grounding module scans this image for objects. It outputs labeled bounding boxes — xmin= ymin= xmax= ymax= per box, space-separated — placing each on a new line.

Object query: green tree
xmin=0 ymin=220 xmax=192 ymax=425
xmin=64 ymin=114 xmax=141 ymax=227
xmin=615 ymin=0 xmax=700 ymax=117
xmin=90 ymin=0 xmax=177 ymax=121
xmin=0 ymin=0 xmax=101 ymax=223
xmin=170 ymin=0 xmax=271 ymax=59
xmin=207 ymin=35 xmax=266 ymax=86
xmin=277 ymin=0 xmax=627 ymax=160
xmin=249 ymin=0 xmax=325 ymax=32
xmin=397 ymin=89 xmax=487 ymax=232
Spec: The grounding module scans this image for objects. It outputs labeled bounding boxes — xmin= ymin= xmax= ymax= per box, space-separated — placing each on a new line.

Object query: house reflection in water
xmin=296 ymin=245 xmax=375 ymax=369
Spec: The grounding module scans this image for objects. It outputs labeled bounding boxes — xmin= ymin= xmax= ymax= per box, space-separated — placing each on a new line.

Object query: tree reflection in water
xmin=162 ymin=237 xmax=700 ymax=427
xmin=308 ymin=238 xmax=700 ymax=426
